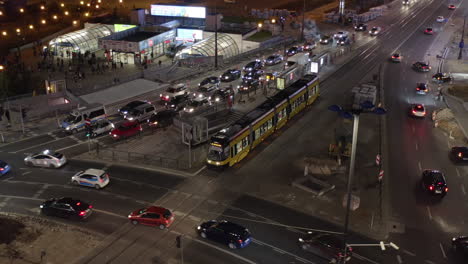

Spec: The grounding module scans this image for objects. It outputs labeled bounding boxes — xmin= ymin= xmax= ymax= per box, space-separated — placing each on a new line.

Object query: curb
xmin=70 ymin=157 xmax=206 ymax=178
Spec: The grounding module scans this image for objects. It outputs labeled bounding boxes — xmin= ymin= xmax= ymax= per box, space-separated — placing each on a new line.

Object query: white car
xmin=369 ymin=27 xmax=381 ymax=36
xmin=71 ymin=168 xmax=110 ymax=189
xmin=160 ymin=83 xmax=188 ymax=102
xmin=24 ymin=150 xmax=67 ymax=168
xmin=183 ymin=98 xmax=210 ymax=113
xmin=333 ymin=31 xmax=349 ymax=39
xmin=436 ymin=16 xmax=445 ymax=23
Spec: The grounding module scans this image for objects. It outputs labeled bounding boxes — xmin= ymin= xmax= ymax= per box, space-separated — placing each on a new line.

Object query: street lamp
xmin=258 ymin=23 xmax=263 ymax=29
xmin=41 ymin=19 xmax=47 ymax=24
xmin=73 ymin=20 xmax=78 ymax=26
xmin=19 ymin=8 xmax=24 ymax=13
xmin=64 ymin=11 xmax=69 ymax=16
xmin=1 ymin=31 xmax=6 ymax=36
xmin=328 ymin=101 xmax=386 ymax=264
xmin=29 ymin=25 xmax=34 ymax=30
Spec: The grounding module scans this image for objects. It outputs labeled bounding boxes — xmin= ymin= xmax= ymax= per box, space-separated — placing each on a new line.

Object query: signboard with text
xmin=150 ymin=5 xmax=206 ymax=19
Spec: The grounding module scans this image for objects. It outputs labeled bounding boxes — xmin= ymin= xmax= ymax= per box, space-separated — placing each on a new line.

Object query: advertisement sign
xmin=176 ymin=28 xmax=203 ymax=41
xmin=114 ymin=24 xmax=137 ymax=32
xmin=310 ymin=62 xmax=318 ymax=73
xmin=150 ymin=5 xmax=206 ymax=19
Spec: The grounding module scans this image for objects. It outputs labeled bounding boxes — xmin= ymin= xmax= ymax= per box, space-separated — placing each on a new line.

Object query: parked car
xmin=320 ymin=35 xmax=332 ymax=45
xmin=165 ymin=94 xmax=190 ymax=112
xmin=118 ymin=100 xmax=148 ymax=116
xmin=243 ymin=60 xmax=263 ymax=73
xmin=412 ymin=61 xmax=431 ymax=72
xmin=299 ymin=231 xmax=352 ymax=263
xmin=243 ymin=69 xmax=264 ymax=81
xmin=452 ymin=236 xmax=468 ymax=256
xmin=450 ymin=147 xmax=468 ymax=163
xmin=24 ymin=150 xmax=67 ymax=168
xmin=197 ymin=220 xmax=252 ymax=249
xmin=432 ymin=72 xmax=452 ymax=83
xmin=238 ymin=79 xmax=260 ymax=93
xmin=265 ymin=54 xmax=284 ymax=66
xmin=421 ymin=169 xmax=448 ymax=196
xmin=124 ymin=103 xmax=156 ymax=122
xmin=71 ymin=168 xmax=110 ymax=189
xmin=160 ymin=83 xmax=188 ymax=102
xmin=211 ymin=88 xmax=234 ymax=102
xmin=128 ymin=206 xmax=174 ymax=229
xmin=183 ymin=98 xmax=210 ymax=113
xmin=354 ymin=23 xmax=367 ymax=31
xmin=0 ymin=160 xmax=11 ymax=175
xmin=90 ymin=119 xmax=114 ymax=137
xmin=40 ymin=197 xmax=92 ymax=220
xmin=147 ymin=110 xmax=177 ymax=129
xmin=110 ymin=121 xmax=142 ymax=140
xmin=220 ymin=69 xmax=242 ymax=82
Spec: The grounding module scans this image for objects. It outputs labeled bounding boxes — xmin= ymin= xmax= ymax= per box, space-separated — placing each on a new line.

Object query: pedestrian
xmin=5 ymin=109 xmax=10 ymax=125
xmin=158 ymin=60 xmax=162 ymax=67
xmin=120 ymin=61 xmax=123 ymax=68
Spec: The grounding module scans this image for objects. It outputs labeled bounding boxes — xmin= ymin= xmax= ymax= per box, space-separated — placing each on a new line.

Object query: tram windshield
xmin=207 ymin=145 xmax=229 ymax=161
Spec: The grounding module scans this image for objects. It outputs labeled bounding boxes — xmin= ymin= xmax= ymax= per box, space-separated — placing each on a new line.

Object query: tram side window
xmin=277 ymin=108 xmax=287 ymax=122
xmin=234 ymin=136 xmax=249 ymax=155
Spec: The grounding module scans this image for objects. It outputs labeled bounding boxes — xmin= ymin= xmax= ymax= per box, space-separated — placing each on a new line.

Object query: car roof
xmin=83 ymin=168 xmax=106 ymax=176
xmin=121 ymin=121 xmax=138 ymax=127
xmin=453 ymin=146 xmax=468 ymax=152
xmin=217 ymin=221 xmax=246 ymax=232
xmin=146 ymin=206 xmax=169 ymax=213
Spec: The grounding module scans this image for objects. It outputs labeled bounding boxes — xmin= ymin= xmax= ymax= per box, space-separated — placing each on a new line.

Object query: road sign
xmin=378 ymin=170 xmax=384 ymax=181
xmin=376 ymin=154 xmax=381 ymax=166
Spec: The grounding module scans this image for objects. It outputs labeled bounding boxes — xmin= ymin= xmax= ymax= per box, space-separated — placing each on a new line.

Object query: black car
xmin=337 ymin=36 xmax=349 ymax=46
xmin=199 ymin=76 xmax=220 ymax=89
xmin=243 ymin=60 xmax=263 ymax=73
xmin=452 ymin=236 xmax=468 ymax=255
xmin=416 ymin=82 xmax=429 ymax=94
xmin=286 ymin=46 xmax=299 ymax=56
xmin=354 ymin=23 xmax=367 ymax=31
xmin=450 ymin=147 xmax=468 ymax=163
xmin=243 ymin=70 xmax=264 ymax=81
xmin=421 ymin=170 xmax=448 ymax=196
xmin=197 ymin=220 xmax=252 ymax=249
xmin=433 ymin=72 xmax=452 ymax=83
xmin=299 ymin=232 xmax=352 ymax=263
xmin=320 ymin=35 xmax=331 ymax=45
xmin=211 ymin=88 xmax=234 ymax=102
xmin=147 ymin=110 xmax=177 ymax=129
xmin=238 ymin=79 xmax=259 ymax=93
xmin=165 ymin=94 xmax=189 ymax=112
xmin=265 ymin=54 xmax=283 ymax=66
xmin=413 ymin=61 xmax=431 ymax=72
xmin=220 ymin=69 xmax=242 ymax=82
xmin=40 ymin=197 xmax=92 ymax=220
xmin=118 ymin=100 xmax=148 ymax=115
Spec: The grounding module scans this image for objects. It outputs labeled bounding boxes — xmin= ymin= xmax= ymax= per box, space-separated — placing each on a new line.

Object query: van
xmin=61 ymin=104 xmax=107 ymax=133
xmin=124 ymin=103 xmax=156 ymax=122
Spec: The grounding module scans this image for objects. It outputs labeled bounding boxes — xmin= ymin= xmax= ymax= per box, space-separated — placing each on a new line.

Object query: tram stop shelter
xmin=49 ymin=24 xmax=113 ymax=55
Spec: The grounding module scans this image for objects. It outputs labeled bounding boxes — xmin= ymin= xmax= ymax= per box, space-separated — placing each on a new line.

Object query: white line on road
xmin=370 ymin=212 xmax=375 ymax=230
xmin=22 ymin=171 xmax=31 ymax=175
xmin=251 ymin=238 xmax=313 ymax=263
xmin=418 ymin=162 xmax=422 ymax=172
xmin=415 ymin=142 xmax=418 ymax=150
xmin=456 ymin=168 xmax=461 ymax=178
xmin=425 ymin=260 xmax=436 ymax=264
xmin=397 ymin=255 xmax=403 ymax=263
xmin=32 ymin=184 xmax=49 ymax=199
xmin=439 ymin=243 xmax=447 ymax=258
xmin=295 ymin=257 xmax=307 ymax=263
xmin=0 ymin=197 xmax=11 ymax=208
xmin=427 ymin=206 xmax=433 ymax=220
xmin=402 ymin=249 xmax=416 ymax=256
xmin=462 ymin=185 xmax=466 ymax=196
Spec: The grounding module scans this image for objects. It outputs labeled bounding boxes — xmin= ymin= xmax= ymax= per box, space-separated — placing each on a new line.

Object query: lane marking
xmin=403 ymin=249 xmax=416 ymax=256
xmin=32 ymin=184 xmax=49 ymax=199
xmin=11 ymin=136 xmax=73 ymax=153
xmin=22 ymin=171 xmax=31 ymax=175
xmin=427 ymin=206 xmax=432 ymax=220
xmin=188 ymin=215 xmax=201 ymax=222
xmin=415 ymin=142 xmax=418 ymax=150
xmin=462 ymin=185 xmax=466 ymax=196
xmin=251 ymin=238 xmax=313 ymax=263
xmin=439 ymin=243 xmax=447 ymax=258
xmin=0 ymin=197 xmax=11 ymax=208
xmin=447 ymin=139 xmax=451 ymax=149
xmin=456 ymin=168 xmax=461 ymax=178
xmin=273 ymin=248 xmax=286 ymax=254
xmin=418 ymin=162 xmax=422 ymax=172
xmin=397 ymin=255 xmax=403 ymax=264
xmin=370 ymin=212 xmax=375 ymax=230
xmin=93 ymin=209 xmax=127 ymax=219
xmin=425 ymin=260 xmax=436 ymax=264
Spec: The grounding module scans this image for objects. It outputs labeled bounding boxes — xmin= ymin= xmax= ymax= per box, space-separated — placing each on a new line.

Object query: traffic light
xmin=85 ymin=126 xmax=92 ymax=137
xmin=175 ymin=235 xmax=181 ymax=248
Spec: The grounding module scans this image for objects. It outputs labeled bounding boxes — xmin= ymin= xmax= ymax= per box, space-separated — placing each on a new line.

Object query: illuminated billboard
xmin=114 ymin=24 xmax=137 ymax=32
xmin=177 ymin=28 xmax=203 ymax=41
xmin=150 ymin=5 xmax=206 ymax=19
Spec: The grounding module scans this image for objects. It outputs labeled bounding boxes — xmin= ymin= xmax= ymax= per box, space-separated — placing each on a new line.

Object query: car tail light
xmin=445 ymin=187 xmax=449 ymax=192
xmin=79 ymin=211 xmax=86 ymax=216
xmin=458 ymin=152 xmax=463 ymax=158
xmin=99 ymin=177 xmax=104 ymax=183
xmin=89 ymin=205 xmax=93 ymax=208
xmin=0 ymin=168 xmax=4 ymax=171
xmin=76 ymin=202 xmax=81 ymax=206
xmin=392 ymin=56 xmax=395 ymax=59
xmin=348 ymin=246 xmax=353 ymax=252
xmin=422 ymin=111 xmax=426 ymax=116
xmin=238 ymin=239 xmax=243 ymax=244
xmin=429 ymin=185 xmax=434 ymax=191
xmin=416 ymin=87 xmax=420 ymax=90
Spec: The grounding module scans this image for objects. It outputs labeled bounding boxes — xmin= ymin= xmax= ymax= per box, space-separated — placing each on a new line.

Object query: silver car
xmin=90 ymin=119 xmax=114 ymax=137
xmin=24 ymin=150 xmax=67 ymax=168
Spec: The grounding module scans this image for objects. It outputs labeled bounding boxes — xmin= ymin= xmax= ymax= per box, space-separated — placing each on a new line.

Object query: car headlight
xmin=197 ymin=226 xmax=201 ymax=230
xmin=369 ymin=31 xmax=372 ymax=34
xmin=298 ymin=238 xmax=304 ymax=242
xmin=189 ymin=109 xmax=194 ymax=113
xmin=171 ymin=104 xmax=175 ymax=107
xmin=215 ymin=98 xmax=220 ymax=102
xmin=40 ymin=205 xmax=43 ymax=208
xmin=65 ymin=126 xmax=70 ymax=130
xmin=128 ymin=117 xmax=134 ymax=120
xmin=128 ymin=215 xmax=132 ymax=218
xmin=159 ymin=93 xmax=162 ymax=97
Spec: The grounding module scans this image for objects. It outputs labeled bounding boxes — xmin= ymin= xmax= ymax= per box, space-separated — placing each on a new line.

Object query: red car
xmin=448 ymin=4 xmax=456 ymax=10
xmin=110 ymin=121 xmax=142 ymax=140
xmin=424 ymin=27 xmax=433 ymax=35
xmin=128 ymin=206 xmax=174 ymax=229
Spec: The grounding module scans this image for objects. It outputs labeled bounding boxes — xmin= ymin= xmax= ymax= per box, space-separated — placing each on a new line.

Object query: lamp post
xmin=328 ymin=101 xmax=386 ymax=263
xmin=301 ymin=0 xmax=306 ymax=41
xmin=214 ymin=1 xmax=218 ymax=69
xmin=458 ymin=16 xmax=466 ymax=60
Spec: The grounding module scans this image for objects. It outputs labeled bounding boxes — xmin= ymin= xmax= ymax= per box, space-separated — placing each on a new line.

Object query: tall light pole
xmin=339 ymin=0 xmax=345 ymax=24
xmin=328 ymin=101 xmax=386 ymax=263
xmin=301 ymin=0 xmax=306 ymax=42
xmin=458 ymin=16 xmax=466 ymax=60
xmin=214 ymin=1 xmax=218 ymax=69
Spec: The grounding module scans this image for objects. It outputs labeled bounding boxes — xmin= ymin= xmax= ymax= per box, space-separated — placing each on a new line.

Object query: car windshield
xmin=188 ymin=101 xmax=202 ymax=107
xmin=126 ymin=101 xmax=144 ymax=108
xmin=99 ymin=173 xmax=108 ymax=180
xmin=267 ymin=56 xmax=276 ymax=60
xmin=166 ymin=88 xmax=177 ymax=93
xmin=52 ymin=152 xmax=63 ymax=159
xmin=372 ymin=27 xmax=378 ymax=31
xmin=118 ymin=125 xmax=131 ymax=131
xmin=199 ymin=87 xmax=210 ymax=92
xmin=163 ymin=209 xmax=172 ymax=219
xmin=64 ymin=114 xmax=78 ymax=123
xmin=427 ymin=28 xmax=432 ymax=30
xmin=414 ymin=105 xmax=424 ymax=112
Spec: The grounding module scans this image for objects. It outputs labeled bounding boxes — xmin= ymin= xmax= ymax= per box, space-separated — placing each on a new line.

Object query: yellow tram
xmin=206 ymin=74 xmax=320 ymax=167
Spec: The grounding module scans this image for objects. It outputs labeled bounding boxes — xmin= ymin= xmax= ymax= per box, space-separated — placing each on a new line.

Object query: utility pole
xmin=214 ymin=1 xmax=218 ymax=69
xmin=339 ymin=0 xmax=345 ymax=24
xmin=458 ymin=16 xmax=466 ymax=60
xmin=301 ymin=0 xmax=306 ymax=42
